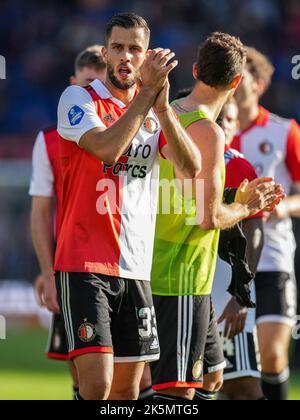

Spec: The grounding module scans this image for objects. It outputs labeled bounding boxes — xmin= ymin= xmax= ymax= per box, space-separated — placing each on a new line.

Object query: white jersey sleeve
xmin=57 ymin=85 xmax=106 ymax=144
xmin=29 ymin=131 xmax=54 ymax=197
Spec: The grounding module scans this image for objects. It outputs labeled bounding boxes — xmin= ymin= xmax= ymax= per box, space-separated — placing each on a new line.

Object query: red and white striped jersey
xmin=55 ymin=79 xmax=166 ymax=281
xmin=29 ymin=127 xmax=63 ymax=237
xmin=232 ymin=107 xmax=300 ymax=273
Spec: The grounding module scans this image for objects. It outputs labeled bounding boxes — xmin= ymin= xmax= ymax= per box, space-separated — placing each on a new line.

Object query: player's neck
xmin=238 ymin=102 xmax=260 ymax=131
xmin=103 ymin=79 xmax=136 ymax=106
xmin=183 ymin=83 xmax=230 ymax=122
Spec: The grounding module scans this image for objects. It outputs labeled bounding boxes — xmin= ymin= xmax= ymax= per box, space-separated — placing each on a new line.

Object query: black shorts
xmin=55 ymin=272 xmax=160 ymax=362
xmin=46 ymin=314 xmax=69 ymax=360
xmin=151 ymin=295 xmax=226 ymax=391
xmin=221 ymin=332 xmax=260 ymax=381
xmin=255 ymin=272 xmax=297 ymax=327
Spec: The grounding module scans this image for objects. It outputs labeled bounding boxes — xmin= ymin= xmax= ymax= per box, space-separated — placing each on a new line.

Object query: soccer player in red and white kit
xmin=54 ymin=13 xmax=201 ymax=401
xmin=30 ymin=45 xmax=106 ymax=399
xmin=213 ymin=98 xmax=265 ymax=400
xmin=233 ymin=47 xmax=300 ymax=400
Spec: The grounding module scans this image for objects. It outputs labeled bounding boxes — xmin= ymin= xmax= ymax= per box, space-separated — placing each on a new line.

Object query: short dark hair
xmin=75 ymin=45 xmax=106 ymax=72
xmin=246 ymin=47 xmax=274 ymax=91
xmin=106 ymin=13 xmax=150 ymax=43
xmin=196 ymin=32 xmax=246 ymax=88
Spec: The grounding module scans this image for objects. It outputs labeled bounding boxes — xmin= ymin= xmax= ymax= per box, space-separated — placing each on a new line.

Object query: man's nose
xmin=120 ymin=49 xmax=132 ymax=62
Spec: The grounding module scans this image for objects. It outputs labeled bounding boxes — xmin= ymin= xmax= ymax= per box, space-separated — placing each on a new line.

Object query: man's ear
xmin=70 ymin=75 xmax=77 ymax=85
xmin=231 ymin=74 xmax=243 ymax=90
xmin=102 ymin=47 xmax=108 ymax=64
xmin=193 ymin=63 xmax=198 ymax=80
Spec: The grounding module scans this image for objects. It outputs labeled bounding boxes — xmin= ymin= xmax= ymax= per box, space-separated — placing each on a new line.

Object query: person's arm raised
xmin=79 ymin=50 xmax=178 ymax=164
xmin=79 ymin=87 xmax=157 ymax=164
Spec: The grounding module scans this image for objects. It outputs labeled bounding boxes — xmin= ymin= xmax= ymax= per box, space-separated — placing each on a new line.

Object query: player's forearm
xmin=242 ymin=219 xmax=264 ymax=273
xmin=85 ymin=87 xmax=157 ymax=164
xmin=156 ymin=108 xmax=202 ymax=178
xmin=217 ymin=202 xmax=250 ymax=230
xmin=202 ymin=202 xmax=249 ymax=231
xmin=31 ymin=209 xmax=54 ymax=275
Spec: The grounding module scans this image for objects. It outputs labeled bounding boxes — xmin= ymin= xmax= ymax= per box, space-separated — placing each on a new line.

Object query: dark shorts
xmin=255 ymin=272 xmax=297 ymax=327
xmin=46 ymin=314 xmax=69 ymax=360
xmin=55 ymin=272 xmax=160 ymax=362
xmin=151 ymin=295 xmax=226 ymax=391
xmin=221 ymin=331 xmax=260 ymax=381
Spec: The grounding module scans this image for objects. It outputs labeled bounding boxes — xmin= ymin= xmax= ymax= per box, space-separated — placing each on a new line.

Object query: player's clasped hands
xmin=236 ymin=177 xmax=285 ymax=217
xmin=140 ymin=48 xmax=178 ymax=94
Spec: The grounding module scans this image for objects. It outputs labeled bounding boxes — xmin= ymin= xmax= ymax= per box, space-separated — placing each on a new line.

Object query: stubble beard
xmin=107 ymin=63 xmax=136 ymax=90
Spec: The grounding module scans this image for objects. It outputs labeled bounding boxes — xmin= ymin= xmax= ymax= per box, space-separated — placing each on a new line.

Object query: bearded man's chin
xmin=109 ymin=74 xmax=136 ymax=90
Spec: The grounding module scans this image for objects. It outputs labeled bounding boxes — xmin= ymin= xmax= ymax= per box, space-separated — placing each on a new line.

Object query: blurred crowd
xmin=1 ymin=0 xmax=300 ymax=138
xmin=0 ymin=189 xmax=38 ymax=281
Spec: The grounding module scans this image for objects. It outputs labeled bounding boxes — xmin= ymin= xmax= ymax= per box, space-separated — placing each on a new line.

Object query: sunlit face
xmin=72 ymin=66 xmax=106 ymax=87
xmin=235 ymin=68 xmax=258 ymax=107
xmin=222 ymin=102 xmax=239 ymax=146
xmin=103 ymin=26 xmax=149 ymax=90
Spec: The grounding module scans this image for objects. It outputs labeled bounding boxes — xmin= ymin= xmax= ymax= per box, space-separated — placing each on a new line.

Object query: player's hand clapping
xmin=235 ymin=177 xmax=285 ymax=217
xmin=153 ymin=79 xmax=171 ymax=114
xmin=140 ymin=48 xmax=178 ymax=96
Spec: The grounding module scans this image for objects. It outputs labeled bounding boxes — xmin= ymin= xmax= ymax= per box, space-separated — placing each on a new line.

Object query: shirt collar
xmin=256 ymin=106 xmax=270 ymax=126
xmin=90 ymin=79 xmax=127 ymax=109
xmin=239 ymin=106 xmax=270 ymax=135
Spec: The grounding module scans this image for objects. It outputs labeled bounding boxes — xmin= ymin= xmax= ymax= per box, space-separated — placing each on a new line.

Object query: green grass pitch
xmin=0 ymin=328 xmax=299 ymax=400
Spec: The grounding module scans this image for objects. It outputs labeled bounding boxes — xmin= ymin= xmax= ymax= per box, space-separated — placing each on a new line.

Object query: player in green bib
xmin=152 ymin=109 xmax=224 ymax=298
xmin=150 ymin=33 xmax=285 ymax=401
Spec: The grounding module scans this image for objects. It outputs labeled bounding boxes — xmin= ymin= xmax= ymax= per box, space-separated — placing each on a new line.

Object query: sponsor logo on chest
xmin=103 ymin=119 xmax=158 ymax=179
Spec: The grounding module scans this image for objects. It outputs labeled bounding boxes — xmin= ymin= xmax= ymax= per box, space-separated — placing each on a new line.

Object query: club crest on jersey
xmin=143 ymin=117 xmax=158 ymax=134
xmin=78 ymin=320 xmax=96 ymax=343
xmin=68 ymin=105 xmax=85 ymax=126
xmin=259 ymin=141 xmax=273 ymax=155
xmin=192 ymin=356 xmax=204 ymax=380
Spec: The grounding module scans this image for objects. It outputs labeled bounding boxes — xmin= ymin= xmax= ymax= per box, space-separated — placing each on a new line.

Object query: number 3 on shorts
xmin=138 ymin=307 xmax=157 ymax=338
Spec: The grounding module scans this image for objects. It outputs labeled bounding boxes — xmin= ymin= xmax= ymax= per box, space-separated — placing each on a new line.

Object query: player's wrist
xmin=240 ymin=203 xmax=251 ymax=218
xmin=140 ymin=86 xmax=158 ymax=101
xmin=42 ymin=269 xmax=55 ymax=279
xmin=154 ymin=105 xmax=172 ymax=114
xmin=234 ymin=192 xmax=250 ymax=216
